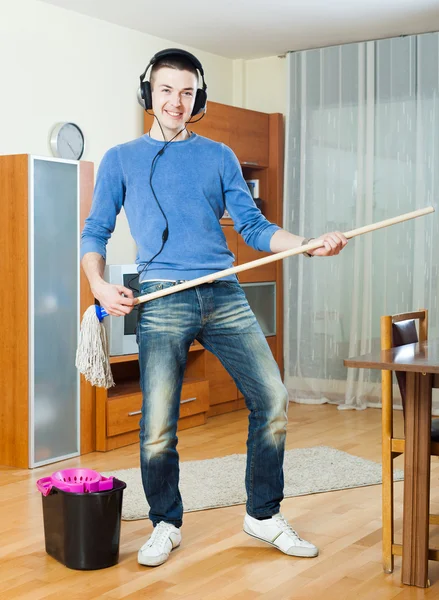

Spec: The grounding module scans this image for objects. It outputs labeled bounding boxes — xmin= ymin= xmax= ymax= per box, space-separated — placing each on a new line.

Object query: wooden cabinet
xmin=229 ymin=106 xmax=269 ymax=167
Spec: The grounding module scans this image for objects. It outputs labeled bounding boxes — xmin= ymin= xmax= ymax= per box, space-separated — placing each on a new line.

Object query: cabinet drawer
xmin=107 ymin=381 xmax=210 ymax=437
xmin=180 ymin=380 xmax=209 ymax=418
xmin=107 ymin=393 xmax=142 ymax=437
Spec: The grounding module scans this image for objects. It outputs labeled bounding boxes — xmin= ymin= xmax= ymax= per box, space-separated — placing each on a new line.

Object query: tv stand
xmin=95 ymin=341 xmax=209 ymax=451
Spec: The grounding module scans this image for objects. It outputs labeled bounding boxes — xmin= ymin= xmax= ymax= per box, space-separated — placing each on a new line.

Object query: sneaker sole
xmin=243 ymin=525 xmax=319 ymax=558
xmin=137 ymin=541 xmax=181 ymax=567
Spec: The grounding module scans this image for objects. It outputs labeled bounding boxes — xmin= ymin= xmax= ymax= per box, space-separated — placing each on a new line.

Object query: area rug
xmin=104 ymin=446 xmax=404 ymax=521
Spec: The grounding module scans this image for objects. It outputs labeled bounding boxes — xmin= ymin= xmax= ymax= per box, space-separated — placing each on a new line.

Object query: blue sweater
xmin=81 ymin=133 xmax=280 ymax=282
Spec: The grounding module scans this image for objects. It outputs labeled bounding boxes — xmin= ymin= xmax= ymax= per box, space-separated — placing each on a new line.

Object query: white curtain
xmin=284 ymin=33 xmax=439 ymax=411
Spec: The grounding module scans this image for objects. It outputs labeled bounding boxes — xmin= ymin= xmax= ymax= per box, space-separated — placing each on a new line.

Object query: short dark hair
xmin=151 ymin=55 xmax=199 ymax=87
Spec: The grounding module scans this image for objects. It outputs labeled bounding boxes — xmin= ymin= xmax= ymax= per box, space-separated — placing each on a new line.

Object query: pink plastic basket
xmin=37 ymin=468 xmax=114 ymax=496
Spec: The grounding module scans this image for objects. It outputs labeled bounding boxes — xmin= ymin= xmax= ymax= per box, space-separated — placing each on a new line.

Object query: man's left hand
xmin=308 ymin=232 xmax=348 ymax=257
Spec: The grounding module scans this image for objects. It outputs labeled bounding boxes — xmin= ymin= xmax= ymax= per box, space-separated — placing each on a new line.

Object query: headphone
xmin=137 ymin=48 xmax=207 ymax=117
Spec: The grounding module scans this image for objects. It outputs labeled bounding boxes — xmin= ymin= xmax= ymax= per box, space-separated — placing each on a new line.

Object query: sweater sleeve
xmin=80 ymin=146 xmax=126 ymax=260
xmin=221 ymin=144 xmax=280 ymax=252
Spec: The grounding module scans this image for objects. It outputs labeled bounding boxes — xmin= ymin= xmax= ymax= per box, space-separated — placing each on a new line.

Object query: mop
xmin=76 ymin=206 xmax=434 ymax=388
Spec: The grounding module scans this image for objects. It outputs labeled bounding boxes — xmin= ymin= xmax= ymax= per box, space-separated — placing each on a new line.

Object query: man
xmin=81 ymin=48 xmax=347 ymax=567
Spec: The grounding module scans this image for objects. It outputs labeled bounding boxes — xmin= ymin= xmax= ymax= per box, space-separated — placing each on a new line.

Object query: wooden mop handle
xmin=134 ymin=206 xmax=435 ymax=306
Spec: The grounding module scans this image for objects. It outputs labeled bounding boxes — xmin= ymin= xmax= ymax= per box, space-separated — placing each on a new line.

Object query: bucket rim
xmin=44 ymin=477 xmax=126 ymax=496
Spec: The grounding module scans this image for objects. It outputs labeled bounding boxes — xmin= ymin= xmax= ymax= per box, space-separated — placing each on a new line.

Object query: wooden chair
xmin=381 ymin=309 xmax=439 ymax=573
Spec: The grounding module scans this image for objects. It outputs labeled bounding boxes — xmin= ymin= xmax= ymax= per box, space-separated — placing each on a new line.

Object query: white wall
xmin=237 ymin=56 xmax=287 ymax=115
xmin=0 ymin=0 xmax=234 ymax=263
xmin=1 ymin=1 xmax=286 ymax=264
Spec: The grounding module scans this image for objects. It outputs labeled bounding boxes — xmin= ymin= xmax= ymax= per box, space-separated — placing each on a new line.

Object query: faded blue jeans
xmin=137 ymin=280 xmax=289 ymax=528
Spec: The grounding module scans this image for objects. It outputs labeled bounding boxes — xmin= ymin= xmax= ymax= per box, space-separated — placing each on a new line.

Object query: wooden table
xmin=344 ymin=340 xmax=439 ymax=588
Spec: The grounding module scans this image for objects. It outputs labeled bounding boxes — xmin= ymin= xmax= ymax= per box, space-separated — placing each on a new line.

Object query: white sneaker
xmin=243 ymin=512 xmax=318 ymax=558
xmin=137 ymin=521 xmax=182 ymax=567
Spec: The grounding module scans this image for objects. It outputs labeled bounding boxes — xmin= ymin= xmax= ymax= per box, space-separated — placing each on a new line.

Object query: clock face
xmin=50 ymin=122 xmax=85 ymax=160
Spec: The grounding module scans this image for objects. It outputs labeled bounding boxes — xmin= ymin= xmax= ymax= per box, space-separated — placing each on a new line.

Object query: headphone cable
xmin=186 ymin=112 xmax=206 ymax=126
xmin=128 ymin=118 xmax=189 ymax=291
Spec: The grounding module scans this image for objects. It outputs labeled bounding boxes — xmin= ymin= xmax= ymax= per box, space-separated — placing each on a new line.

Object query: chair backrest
xmin=381 ymin=309 xmax=428 ymax=410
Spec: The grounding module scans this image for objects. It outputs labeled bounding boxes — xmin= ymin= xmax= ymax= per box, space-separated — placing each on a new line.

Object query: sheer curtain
xmin=284 ymin=33 xmax=439 ymax=411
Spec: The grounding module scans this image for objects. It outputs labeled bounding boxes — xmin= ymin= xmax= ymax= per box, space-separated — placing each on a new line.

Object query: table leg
xmin=402 ymin=371 xmax=432 ymax=587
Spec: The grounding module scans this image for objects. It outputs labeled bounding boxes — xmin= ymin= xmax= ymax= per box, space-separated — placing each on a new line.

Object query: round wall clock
xmin=50 ymin=122 xmax=85 ymax=160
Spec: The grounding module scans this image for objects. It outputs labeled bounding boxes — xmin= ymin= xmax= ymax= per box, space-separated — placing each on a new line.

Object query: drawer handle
xmin=181 ymin=397 xmax=196 ymax=405
xmin=241 ymin=161 xmax=259 ymax=166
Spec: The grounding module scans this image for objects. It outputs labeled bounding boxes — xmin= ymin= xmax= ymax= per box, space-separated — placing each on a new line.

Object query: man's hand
xmin=308 ymin=232 xmax=348 ymax=257
xmin=92 ymin=281 xmax=136 ymax=317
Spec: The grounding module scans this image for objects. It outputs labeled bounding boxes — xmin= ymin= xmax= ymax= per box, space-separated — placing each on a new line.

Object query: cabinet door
xmin=31 ymin=158 xmax=79 ymax=466
xmin=187 ymin=102 xmax=231 ymax=146
xmin=229 ymin=107 xmax=269 ymax=167
xmin=188 ymin=102 xmax=269 ymax=167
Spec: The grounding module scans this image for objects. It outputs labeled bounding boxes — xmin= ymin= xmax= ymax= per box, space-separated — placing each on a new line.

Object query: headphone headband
xmin=138 ymin=48 xmax=207 ymax=116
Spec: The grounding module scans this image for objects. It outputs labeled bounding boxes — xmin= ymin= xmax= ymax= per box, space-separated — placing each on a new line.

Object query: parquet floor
xmin=2 ymin=403 xmax=439 ymax=599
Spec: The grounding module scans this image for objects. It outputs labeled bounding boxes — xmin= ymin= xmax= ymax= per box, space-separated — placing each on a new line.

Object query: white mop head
xmin=75 ymin=305 xmax=114 ymax=388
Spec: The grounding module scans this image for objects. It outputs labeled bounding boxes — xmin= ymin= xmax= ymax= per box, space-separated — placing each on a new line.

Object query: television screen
xmin=123 ymin=273 xmax=140 ymax=336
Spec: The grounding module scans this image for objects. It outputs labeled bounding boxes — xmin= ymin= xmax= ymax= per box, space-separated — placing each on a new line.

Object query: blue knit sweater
xmin=81 ymin=133 xmax=280 ymax=282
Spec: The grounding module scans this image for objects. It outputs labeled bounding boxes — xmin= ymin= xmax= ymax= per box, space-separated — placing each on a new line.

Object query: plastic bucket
xmin=40 ymin=477 xmax=126 ymax=570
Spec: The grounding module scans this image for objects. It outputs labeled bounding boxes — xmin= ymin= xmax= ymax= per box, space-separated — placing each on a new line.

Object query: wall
xmin=0 ymin=0 xmax=234 ymax=263
xmin=235 ymin=56 xmax=287 ymax=115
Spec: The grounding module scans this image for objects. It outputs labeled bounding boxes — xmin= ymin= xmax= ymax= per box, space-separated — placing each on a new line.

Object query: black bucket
xmin=41 ymin=477 xmax=126 ymax=570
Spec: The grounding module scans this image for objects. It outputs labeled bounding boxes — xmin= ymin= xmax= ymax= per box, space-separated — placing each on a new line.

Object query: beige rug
xmin=104 ymin=446 xmax=404 ymax=521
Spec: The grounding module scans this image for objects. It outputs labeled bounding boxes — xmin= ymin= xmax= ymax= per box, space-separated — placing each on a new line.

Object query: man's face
xmin=151 ymin=67 xmax=198 ymax=133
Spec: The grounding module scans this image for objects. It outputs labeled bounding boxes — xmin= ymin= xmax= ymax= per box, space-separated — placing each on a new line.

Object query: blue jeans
xmin=137 ymin=280 xmax=289 ymax=528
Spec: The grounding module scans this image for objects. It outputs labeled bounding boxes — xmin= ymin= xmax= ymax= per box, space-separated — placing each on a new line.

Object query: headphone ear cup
xmin=140 ymin=81 xmax=152 ymax=111
xmin=137 ymin=87 xmax=145 ymax=109
xmin=192 ymin=89 xmax=207 ymax=116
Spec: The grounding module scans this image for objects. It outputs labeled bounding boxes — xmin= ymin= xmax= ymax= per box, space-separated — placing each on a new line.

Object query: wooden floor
xmin=2 ymin=403 xmax=439 ymax=599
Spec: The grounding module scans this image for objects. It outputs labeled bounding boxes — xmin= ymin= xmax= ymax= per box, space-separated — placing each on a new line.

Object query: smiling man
xmin=148 ymin=58 xmax=197 ymax=139
xmin=81 ymin=48 xmax=347 ymax=568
